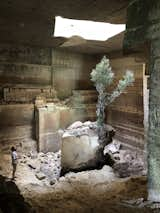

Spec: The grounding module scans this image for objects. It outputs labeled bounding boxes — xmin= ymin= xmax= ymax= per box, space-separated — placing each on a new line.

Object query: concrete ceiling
xmin=0 ymin=0 xmax=128 ymax=54
xmin=59 ymin=32 xmax=124 ymax=54
xmin=0 ymin=0 xmax=128 ymax=23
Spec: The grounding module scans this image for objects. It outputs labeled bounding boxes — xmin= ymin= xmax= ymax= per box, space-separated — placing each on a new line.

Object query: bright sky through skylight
xmin=54 ymin=16 xmax=126 ymax=41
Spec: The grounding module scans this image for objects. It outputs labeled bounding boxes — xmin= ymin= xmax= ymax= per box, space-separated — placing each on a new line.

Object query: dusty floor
xmin=0 ymin=153 xmax=158 ymax=213
xmin=20 ymin=171 xmax=149 ymax=213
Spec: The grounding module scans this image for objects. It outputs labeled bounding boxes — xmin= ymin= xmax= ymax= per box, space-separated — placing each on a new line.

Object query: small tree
xmin=91 ymin=56 xmax=134 ymax=146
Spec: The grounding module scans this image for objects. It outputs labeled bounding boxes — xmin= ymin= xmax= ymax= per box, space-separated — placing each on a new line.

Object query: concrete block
xmin=61 ymin=134 xmax=99 ymax=171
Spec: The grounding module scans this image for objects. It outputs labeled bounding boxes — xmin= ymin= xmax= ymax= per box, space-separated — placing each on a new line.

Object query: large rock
xmin=62 ymin=134 xmax=99 ymax=171
xmin=113 ymin=150 xmax=146 ymax=178
xmin=61 ymin=121 xmax=115 ymax=173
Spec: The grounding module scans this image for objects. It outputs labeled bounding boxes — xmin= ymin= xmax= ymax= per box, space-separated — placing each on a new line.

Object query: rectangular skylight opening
xmin=54 ymin=16 xmax=126 ymax=41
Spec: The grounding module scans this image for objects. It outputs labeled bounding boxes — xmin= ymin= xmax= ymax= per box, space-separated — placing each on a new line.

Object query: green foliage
xmin=107 ymin=70 xmax=134 ymax=105
xmin=91 ymin=56 xmax=134 ymax=107
xmin=90 ymin=56 xmax=134 ymax=143
xmin=91 ymin=56 xmax=114 ymax=87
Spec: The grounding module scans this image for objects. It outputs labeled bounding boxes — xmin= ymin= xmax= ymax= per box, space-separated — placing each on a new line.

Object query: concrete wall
xmin=0 ymin=44 xmax=52 ymax=87
xmin=0 ymin=43 xmax=145 ymax=151
xmin=0 ymin=44 xmax=52 ymax=152
xmin=0 ymin=104 xmax=36 ymax=152
xmin=0 ymin=44 xmax=97 ymax=152
xmin=107 ymin=56 xmax=144 ymax=149
xmin=0 ymin=45 xmax=97 ymax=101
xmin=52 ymin=49 xmax=96 ymax=99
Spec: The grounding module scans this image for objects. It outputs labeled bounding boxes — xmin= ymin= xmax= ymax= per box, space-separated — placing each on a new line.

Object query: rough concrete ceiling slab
xmin=0 ymin=0 xmax=128 ymax=23
xmin=0 ymin=0 xmax=128 ymax=53
xmin=59 ymin=32 xmax=124 ymax=54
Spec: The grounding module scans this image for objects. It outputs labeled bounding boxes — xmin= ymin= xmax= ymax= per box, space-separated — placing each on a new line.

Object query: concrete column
xmin=143 ymin=64 xmax=149 ymax=138
xmin=148 ymin=39 xmax=160 ymax=201
xmin=124 ymin=0 xmax=160 ymax=202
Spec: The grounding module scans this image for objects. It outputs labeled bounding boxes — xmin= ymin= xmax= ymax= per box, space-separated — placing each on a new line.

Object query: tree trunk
xmin=96 ymin=84 xmax=107 ymax=146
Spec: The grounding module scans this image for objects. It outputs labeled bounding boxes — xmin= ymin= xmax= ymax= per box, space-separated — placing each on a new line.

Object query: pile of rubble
xmin=61 ymin=120 xmax=146 ymax=177
xmin=104 ymin=140 xmax=146 ymax=177
xmin=18 ymin=120 xmax=146 ymax=186
xmin=61 ymin=121 xmax=115 ymax=172
xmin=20 ymin=151 xmax=61 ymax=185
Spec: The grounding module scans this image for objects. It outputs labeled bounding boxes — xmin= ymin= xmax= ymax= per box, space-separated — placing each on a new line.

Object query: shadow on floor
xmin=0 ymin=175 xmax=34 ymax=213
